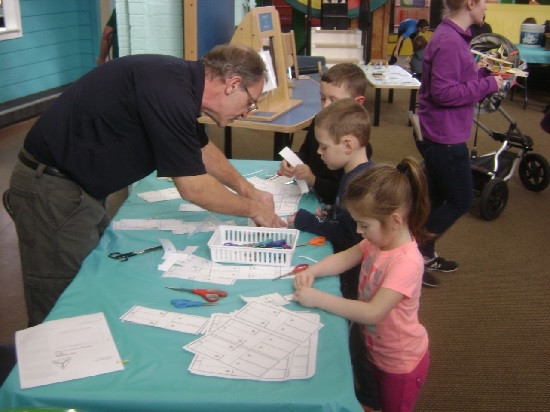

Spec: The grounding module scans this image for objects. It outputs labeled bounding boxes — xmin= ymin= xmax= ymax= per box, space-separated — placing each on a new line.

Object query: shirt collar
xmin=441 ymin=17 xmax=473 ymax=42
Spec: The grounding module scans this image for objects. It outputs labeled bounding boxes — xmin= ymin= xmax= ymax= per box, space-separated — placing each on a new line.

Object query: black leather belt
xmin=18 ymin=151 xmax=70 ymax=180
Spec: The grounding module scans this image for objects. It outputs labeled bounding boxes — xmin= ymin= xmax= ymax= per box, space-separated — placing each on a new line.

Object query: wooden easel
xmin=231 ymin=7 xmax=302 ymax=122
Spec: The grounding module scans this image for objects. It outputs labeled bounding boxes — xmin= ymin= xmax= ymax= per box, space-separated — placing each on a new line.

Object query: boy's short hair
xmin=315 ymin=98 xmax=371 ymax=147
xmin=320 ymin=63 xmax=367 ymax=99
xmin=417 ymin=19 xmax=429 ymax=30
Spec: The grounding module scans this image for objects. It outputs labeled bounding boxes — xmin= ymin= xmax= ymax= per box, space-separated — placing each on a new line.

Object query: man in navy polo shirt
xmin=8 ymin=45 xmax=286 ymax=326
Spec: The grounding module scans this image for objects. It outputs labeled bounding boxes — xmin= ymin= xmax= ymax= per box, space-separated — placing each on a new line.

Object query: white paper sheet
xmin=278 ymin=147 xmax=310 ymax=194
xmin=137 ymin=187 xmax=181 ymax=202
xmin=112 ymin=218 xmax=234 ymax=234
xmin=259 ymin=50 xmax=278 ymax=93
xmin=184 ymin=301 xmax=323 ymax=379
xmin=161 ymin=254 xmax=296 ymax=283
xmin=246 ymin=176 xmax=303 ymax=215
xmin=179 ymin=203 xmax=206 ymax=212
xmin=16 ymin=312 xmax=124 ymax=389
xmin=188 ymin=329 xmax=318 ymax=381
xmin=239 ymin=292 xmax=291 ymax=306
xmin=120 ymin=306 xmax=209 ymax=335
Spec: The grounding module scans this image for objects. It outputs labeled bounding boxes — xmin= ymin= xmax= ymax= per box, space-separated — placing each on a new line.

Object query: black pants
xmin=389 ymin=31 xmax=418 ymax=65
xmin=9 ymin=152 xmax=109 ymax=325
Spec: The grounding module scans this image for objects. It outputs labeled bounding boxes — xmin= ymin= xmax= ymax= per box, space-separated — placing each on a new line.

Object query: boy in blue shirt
xmin=390 ymin=18 xmax=429 ymax=65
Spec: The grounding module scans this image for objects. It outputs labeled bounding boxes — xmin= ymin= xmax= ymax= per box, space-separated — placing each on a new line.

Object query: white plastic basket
xmin=208 ymin=225 xmax=299 ymax=266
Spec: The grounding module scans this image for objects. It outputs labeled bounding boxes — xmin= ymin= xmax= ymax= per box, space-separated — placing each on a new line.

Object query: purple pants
xmin=372 ymin=350 xmax=430 ymax=412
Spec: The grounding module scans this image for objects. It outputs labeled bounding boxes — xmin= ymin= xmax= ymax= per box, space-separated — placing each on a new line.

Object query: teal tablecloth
xmin=0 ymin=160 xmax=362 ymax=412
xmin=515 ymin=44 xmax=550 ymax=64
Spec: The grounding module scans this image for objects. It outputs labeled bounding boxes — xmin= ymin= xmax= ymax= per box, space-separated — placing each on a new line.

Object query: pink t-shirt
xmin=358 ymin=239 xmax=429 ymax=374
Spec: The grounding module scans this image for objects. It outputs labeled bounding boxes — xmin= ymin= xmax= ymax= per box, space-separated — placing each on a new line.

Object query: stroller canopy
xmin=470 ymin=33 xmax=522 ymax=69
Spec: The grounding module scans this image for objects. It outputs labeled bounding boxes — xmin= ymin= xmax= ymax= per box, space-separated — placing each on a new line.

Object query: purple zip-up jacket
xmin=418 ymin=18 xmax=498 ymax=144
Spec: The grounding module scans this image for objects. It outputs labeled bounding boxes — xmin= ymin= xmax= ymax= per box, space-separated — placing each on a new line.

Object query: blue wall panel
xmin=0 ymin=0 xmax=100 ymax=104
xmin=197 ymin=0 xmax=235 ymax=58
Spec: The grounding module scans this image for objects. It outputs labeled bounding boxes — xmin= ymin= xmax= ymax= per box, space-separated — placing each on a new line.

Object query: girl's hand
xmin=477 ymin=56 xmax=490 ymax=69
xmin=294 ymin=286 xmax=323 ymax=308
xmin=294 ymin=268 xmax=315 ymax=288
xmin=278 ymin=160 xmax=294 ymax=177
xmin=494 ymin=75 xmax=504 ymax=91
xmin=286 ymin=213 xmax=296 ymax=227
xmin=292 ymin=164 xmax=315 ymax=186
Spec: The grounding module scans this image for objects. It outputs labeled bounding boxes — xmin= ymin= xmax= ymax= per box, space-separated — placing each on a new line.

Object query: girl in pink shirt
xmin=294 ymin=158 xmax=431 ymax=412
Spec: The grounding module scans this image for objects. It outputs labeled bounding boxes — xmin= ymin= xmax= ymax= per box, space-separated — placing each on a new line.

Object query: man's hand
xmin=250 ymin=204 xmax=287 ymax=227
xmin=241 ymin=187 xmax=285 ymax=227
xmin=246 ymin=187 xmax=275 ymax=211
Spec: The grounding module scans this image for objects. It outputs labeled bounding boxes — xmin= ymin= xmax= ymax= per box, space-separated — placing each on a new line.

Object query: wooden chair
xmin=281 ymin=30 xmax=300 ymax=79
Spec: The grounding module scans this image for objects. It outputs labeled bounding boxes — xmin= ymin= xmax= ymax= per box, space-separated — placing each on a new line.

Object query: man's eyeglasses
xmin=243 ymin=85 xmax=259 ymax=113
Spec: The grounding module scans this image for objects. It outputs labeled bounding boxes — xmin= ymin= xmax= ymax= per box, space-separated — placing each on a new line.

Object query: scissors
xmin=171 ymin=299 xmax=217 ymax=309
xmin=272 ymin=263 xmax=310 ymax=281
xmin=109 ymin=245 xmax=163 ymax=262
xmin=165 ymin=286 xmax=228 ymax=303
xmin=296 ymin=236 xmax=326 ymax=247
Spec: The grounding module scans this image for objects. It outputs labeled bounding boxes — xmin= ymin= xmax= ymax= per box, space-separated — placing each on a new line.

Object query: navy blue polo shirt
xmin=25 ymin=54 xmax=208 ymax=199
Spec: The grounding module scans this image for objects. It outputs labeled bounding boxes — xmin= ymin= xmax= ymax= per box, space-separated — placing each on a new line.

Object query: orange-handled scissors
xmin=296 ymin=236 xmax=326 ymax=247
xmin=272 ymin=263 xmax=310 ymax=281
xmin=166 ymin=286 xmax=228 ymax=303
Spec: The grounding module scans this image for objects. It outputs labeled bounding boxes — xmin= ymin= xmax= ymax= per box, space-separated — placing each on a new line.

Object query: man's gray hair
xmin=201 ymin=44 xmax=266 ymax=88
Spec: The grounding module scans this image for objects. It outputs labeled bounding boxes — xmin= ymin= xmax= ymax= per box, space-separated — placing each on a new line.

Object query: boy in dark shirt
xmin=278 ymin=63 xmax=372 ymax=204
xmin=287 ymin=99 xmax=373 ymax=299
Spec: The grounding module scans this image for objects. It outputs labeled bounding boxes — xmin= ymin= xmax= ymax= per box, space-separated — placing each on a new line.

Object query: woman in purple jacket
xmin=416 ymin=0 xmax=503 ymax=287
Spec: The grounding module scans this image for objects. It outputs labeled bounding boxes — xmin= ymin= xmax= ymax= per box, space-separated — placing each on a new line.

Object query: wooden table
xmin=359 ymin=64 xmax=421 ymax=127
xmin=199 ymin=79 xmax=321 ymax=159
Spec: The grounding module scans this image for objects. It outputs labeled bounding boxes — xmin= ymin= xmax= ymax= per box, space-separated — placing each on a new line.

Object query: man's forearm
xmin=174 ymin=173 xmax=254 ymax=218
xmin=394 ymin=37 xmax=403 ymax=54
xmin=201 ymin=141 xmax=254 ymax=197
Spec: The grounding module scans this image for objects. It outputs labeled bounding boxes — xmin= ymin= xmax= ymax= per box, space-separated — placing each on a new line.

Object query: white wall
xmin=116 ymin=0 xmax=256 ymax=58
xmin=116 ymin=0 xmax=184 ymax=58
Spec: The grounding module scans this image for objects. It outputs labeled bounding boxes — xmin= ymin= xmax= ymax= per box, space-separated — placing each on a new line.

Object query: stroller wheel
xmin=519 ymin=153 xmax=550 ymax=192
xmin=480 ymin=178 xmax=508 ymax=221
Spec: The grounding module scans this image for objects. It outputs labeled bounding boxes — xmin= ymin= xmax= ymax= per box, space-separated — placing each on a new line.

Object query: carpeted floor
xmin=208 ymin=81 xmax=550 ymax=411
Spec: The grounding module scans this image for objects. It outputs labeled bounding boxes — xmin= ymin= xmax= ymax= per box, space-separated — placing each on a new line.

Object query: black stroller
xmin=468 ymin=33 xmax=549 ymax=220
